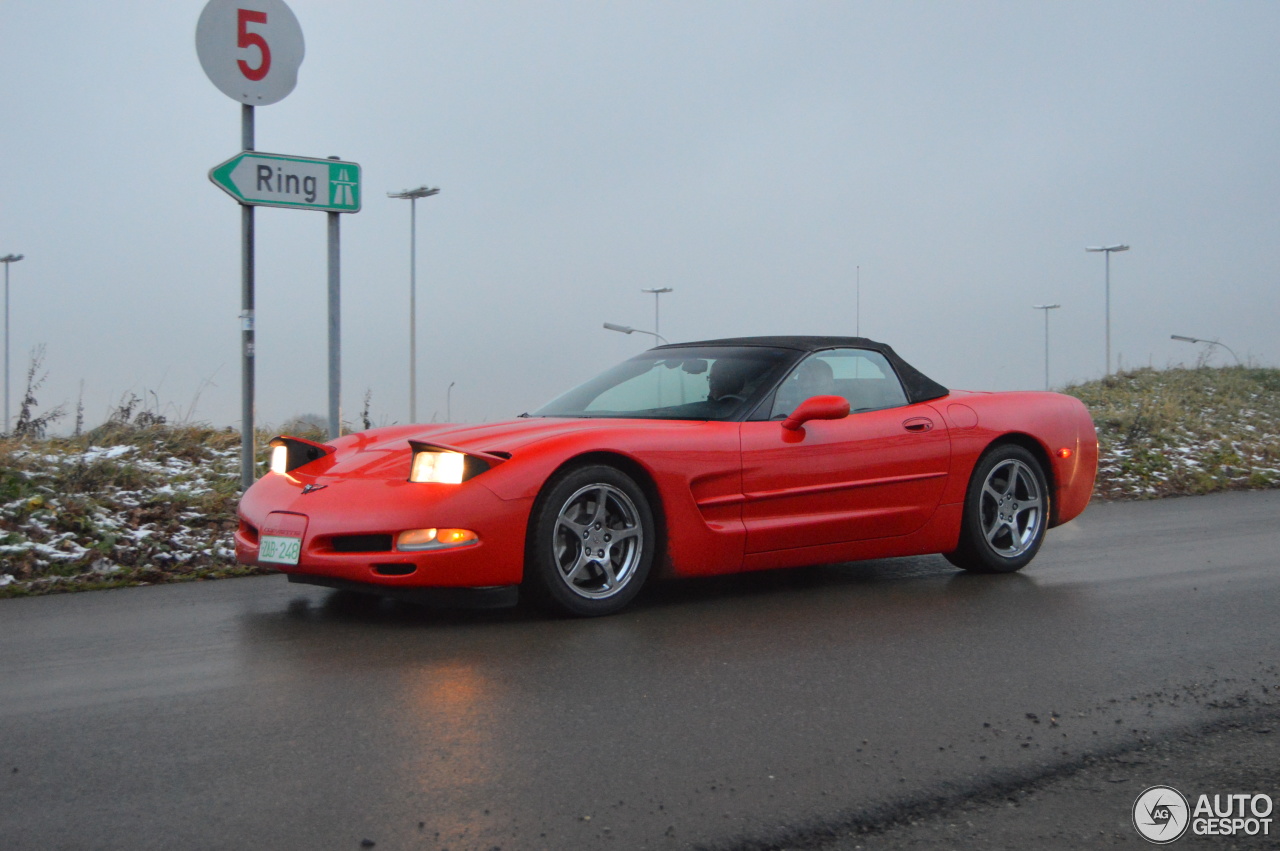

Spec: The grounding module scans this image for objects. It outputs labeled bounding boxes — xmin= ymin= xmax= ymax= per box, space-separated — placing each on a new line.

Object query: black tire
xmin=944 ymin=444 xmax=1050 ymax=574
xmin=524 ymin=464 xmax=656 ymax=617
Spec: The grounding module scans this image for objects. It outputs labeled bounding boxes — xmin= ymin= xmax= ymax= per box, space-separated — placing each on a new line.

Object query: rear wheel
xmin=945 ymin=444 xmax=1049 ymax=574
xmin=524 ymin=465 xmax=655 ymax=616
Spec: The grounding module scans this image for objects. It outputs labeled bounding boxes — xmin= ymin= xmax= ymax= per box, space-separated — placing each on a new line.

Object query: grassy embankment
xmin=0 ymin=419 xmax=265 ymax=596
xmin=1064 ymin=365 xmax=1280 ymax=500
xmin=1 ymin=366 xmax=1278 ymax=597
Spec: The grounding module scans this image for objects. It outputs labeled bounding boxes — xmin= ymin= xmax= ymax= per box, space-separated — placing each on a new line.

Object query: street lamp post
xmin=1085 ymin=244 xmax=1129 ymax=375
xmin=641 ymin=287 xmax=673 ymax=341
xmin=388 ymin=186 xmax=440 ymax=422
xmin=1 ymin=253 xmax=24 ymax=434
xmin=603 ymin=322 xmax=669 ymax=346
xmin=1032 ymin=304 xmax=1061 ymax=390
xmin=1171 ymin=334 xmax=1241 ymax=366
xmin=447 ymin=381 xmax=456 ymax=421
xmin=856 ymin=265 xmax=861 ymax=336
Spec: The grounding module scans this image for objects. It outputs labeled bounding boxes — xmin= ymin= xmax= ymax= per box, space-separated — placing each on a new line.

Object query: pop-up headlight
xmin=269 ymin=443 xmax=289 ymax=476
xmin=407 ymin=441 xmax=507 ymax=484
xmin=409 ymin=449 xmax=466 ymax=484
xmin=268 ymin=436 xmax=335 ymax=475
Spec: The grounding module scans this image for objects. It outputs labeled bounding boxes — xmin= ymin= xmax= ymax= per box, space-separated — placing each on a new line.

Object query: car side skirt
xmin=736 ymin=502 xmax=963 ymax=574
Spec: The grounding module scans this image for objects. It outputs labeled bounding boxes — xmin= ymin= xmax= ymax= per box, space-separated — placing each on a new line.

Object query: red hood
xmin=332 ymin=417 xmax=651 ymax=454
xmin=304 ymin=417 xmax=693 ymax=482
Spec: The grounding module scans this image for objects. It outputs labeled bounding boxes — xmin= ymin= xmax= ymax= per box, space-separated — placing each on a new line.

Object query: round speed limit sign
xmin=196 ymin=0 xmax=305 ymax=105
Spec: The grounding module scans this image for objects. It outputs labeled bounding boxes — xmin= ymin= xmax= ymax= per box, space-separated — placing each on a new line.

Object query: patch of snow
xmin=82 ymin=445 xmax=135 ymax=462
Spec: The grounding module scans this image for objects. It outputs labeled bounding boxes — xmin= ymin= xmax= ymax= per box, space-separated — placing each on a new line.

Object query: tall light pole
xmin=1 ymin=253 xmax=23 ymax=435
xmin=1171 ymin=334 xmax=1241 ymax=366
xmin=388 ymin=186 xmax=440 ymax=422
xmin=1085 ymin=244 xmax=1129 ymax=375
xmin=641 ymin=287 xmax=673 ymax=341
xmin=1032 ymin=303 xmax=1061 ymax=390
xmin=447 ymin=381 xmax=456 ymax=421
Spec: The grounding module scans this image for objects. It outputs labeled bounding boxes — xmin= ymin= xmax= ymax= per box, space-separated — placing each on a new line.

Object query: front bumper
xmin=236 ymin=470 xmax=533 ymax=590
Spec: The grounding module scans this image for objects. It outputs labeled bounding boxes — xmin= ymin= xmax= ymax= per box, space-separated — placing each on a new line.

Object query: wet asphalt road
xmin=2 ymin=490 xmax=1278 ymax=851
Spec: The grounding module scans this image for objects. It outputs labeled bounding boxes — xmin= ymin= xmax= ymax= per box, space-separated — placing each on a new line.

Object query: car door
xmin=738 ymin=348 xmax=951 ymax=554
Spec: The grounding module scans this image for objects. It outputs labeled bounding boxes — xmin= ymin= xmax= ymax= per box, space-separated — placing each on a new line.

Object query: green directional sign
xmin=209 ymin=151 xmax=361 ymax=213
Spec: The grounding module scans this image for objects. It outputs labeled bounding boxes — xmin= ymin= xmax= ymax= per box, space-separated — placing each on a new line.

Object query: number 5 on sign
xmin=237 ymin=9 xmax=271 ymax=81
xmin=196 ymin=0 xmax=304 ymax=106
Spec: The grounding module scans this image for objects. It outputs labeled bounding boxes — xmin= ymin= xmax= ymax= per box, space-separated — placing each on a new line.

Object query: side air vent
xmin=331 ymin=534 xmax=394 ymax=553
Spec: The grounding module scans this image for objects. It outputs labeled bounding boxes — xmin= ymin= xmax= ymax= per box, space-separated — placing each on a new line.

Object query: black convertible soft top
xmin=658 ymin=335 xmax=950 ymax=405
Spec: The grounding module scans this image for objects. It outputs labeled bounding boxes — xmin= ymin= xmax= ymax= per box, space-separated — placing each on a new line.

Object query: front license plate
xmin=259 ymin=535 xmax=302 ymax=565
xmin=260 ymin=512 xmax=307 ymax=565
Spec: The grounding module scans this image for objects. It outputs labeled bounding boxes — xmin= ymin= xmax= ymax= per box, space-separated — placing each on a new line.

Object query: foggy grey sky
xmin=3 ymin=1 xmax=1278 ymax=432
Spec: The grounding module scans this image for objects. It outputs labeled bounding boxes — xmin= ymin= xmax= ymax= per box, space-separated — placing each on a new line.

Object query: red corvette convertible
xmin=237 ymin=336 xmax=1097 ymax=616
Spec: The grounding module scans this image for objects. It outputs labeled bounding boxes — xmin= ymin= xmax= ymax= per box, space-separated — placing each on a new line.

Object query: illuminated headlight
xmin=397 ymin=528 xmax=479 ymax=551
xmin=406 ymin=440 xmax=503 ymax=484
xmin=409 ymin=450 xmax=466 ymax=484
xmin=268 ymin=436 xmax=334 ymax=476
xmin=270 ymin=443 xmax=289 ymax=475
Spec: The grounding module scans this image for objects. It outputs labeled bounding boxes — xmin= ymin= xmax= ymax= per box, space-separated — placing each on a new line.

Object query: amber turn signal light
xmin=396 ymin=528 xmax=479 ymax=551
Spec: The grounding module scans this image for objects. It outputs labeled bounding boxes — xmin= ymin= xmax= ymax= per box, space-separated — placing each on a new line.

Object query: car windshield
xmin=531 ymin=346 xmax=797 ymax=420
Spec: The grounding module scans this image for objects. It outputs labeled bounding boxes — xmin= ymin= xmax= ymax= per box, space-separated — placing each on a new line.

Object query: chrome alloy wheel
xmin=978 ymin=458 xmax=1044 ymax=557
xmin=551 ymin=483 xmax=645 ymax=600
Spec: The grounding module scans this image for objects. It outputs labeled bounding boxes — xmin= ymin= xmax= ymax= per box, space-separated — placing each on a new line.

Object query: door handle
xmin=902 ymin=417 xmax=933 ymax=432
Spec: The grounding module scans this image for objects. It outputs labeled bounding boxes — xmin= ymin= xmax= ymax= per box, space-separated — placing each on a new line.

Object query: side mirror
xmin=781 ymin=395 xmax=851 ymax=430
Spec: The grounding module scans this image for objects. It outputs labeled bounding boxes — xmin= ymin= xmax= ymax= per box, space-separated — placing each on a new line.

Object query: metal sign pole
xmin=327 ymin=157 xmax=341 ymax=440
xmin=4 ymin=261 xmax=9 ymax=434
xmin=197 ymin=0 xmax=308 ymax=487
xmin=241 ymin=104 xmax=256 ymax=490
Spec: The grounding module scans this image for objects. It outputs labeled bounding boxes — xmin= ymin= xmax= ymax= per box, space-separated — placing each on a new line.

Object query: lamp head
xmin=387 ymin=186 xmax=440 ymax=200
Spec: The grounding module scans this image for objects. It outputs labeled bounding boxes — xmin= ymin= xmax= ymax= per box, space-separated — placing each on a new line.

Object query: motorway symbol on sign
xmin=209 ymin=152 xmax=361 ymax=213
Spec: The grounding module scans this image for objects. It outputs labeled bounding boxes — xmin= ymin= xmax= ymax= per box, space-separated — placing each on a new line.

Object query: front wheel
xmin=524 ymin=465 xmax=656 ymax=616
xmin=945 ymin=444 xmax=1049 ymax=574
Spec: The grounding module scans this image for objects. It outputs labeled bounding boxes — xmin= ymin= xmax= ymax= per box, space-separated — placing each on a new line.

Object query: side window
xmin=769 ymin=349 xmax=908 ymax=419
